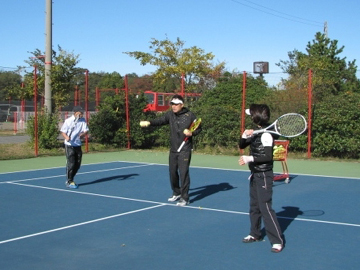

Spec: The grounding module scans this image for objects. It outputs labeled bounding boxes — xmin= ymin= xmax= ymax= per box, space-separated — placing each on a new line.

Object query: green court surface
xmin=0 ymin=150 xmax=358 ymax=178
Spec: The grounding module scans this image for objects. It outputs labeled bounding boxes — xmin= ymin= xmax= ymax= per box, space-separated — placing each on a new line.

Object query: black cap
xmin=73 ymin=106 xmax=84 ymax=113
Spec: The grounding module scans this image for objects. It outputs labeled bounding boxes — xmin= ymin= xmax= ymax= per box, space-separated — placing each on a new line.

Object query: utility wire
xmin=229 ymin=0 xmax=323 ymax=27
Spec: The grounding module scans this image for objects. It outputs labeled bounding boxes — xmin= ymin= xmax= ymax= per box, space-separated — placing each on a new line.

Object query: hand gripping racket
xmin=68 ymin=116 xmax=79 ymax=141
xmin=177 ymin=118 xmax=202 ymax=152
xmin=253 ymin=113 xmax=307 ymax=138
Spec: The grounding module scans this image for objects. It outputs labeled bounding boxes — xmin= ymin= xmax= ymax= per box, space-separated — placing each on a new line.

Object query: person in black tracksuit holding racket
xmin=140 ymin=94 xmax=202 ymax=206
xmin=239 ymin=104 xmax=284 ymax=253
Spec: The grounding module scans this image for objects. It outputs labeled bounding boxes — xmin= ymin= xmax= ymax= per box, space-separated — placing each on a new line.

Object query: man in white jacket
xmin=60 ymin=106 xmax=89 ymax=189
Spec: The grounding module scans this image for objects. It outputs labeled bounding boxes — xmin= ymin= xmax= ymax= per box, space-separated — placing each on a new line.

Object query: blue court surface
xmin=0 ymin=161 xmax=359 ymax=270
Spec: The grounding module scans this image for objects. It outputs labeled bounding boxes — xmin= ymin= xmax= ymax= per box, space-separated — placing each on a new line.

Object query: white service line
xmin=0 ymin=204 xmax=164 ymax=245
xmin=8 ymin=182 xmax=360 ymax=229
xmin=1 ymin=163 xmax=152 ymax=184
xmin=8 ymin=181 xmax=167 ymax=205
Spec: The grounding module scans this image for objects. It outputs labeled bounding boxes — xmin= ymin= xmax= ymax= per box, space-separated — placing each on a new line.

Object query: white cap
xmin=245 ymin=109 xmax=251 ymax=115
xmin=170 ymin=98 xmax=183 ymax=105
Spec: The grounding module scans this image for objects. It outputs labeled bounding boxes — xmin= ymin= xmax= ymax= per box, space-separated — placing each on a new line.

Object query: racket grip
xmin=177 ymin=141 xmax=185 ymax=152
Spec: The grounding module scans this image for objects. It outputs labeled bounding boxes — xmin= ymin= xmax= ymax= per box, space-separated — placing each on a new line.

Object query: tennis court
xmin=0 ymin=151 xmax=359 ymax=269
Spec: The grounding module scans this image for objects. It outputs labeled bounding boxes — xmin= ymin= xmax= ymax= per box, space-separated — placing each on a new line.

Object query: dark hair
xmin=249 ymin=104 xmax=270 ymax=126
xmin=171 ymin=94 xmax=184 ymax=102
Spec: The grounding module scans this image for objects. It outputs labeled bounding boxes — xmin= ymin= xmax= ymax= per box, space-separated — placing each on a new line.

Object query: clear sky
xmin=1 ymin=0 xmax=359 ymax=86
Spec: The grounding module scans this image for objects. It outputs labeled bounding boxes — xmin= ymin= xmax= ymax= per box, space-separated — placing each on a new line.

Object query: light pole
xmin=44 ymin=0 xmax=52 ymax=114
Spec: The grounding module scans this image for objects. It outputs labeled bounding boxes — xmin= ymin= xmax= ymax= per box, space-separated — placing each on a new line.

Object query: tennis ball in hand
xmin=140 ymin=121 xmax=150 ymax=127
xmin=183 ymin=129 xmax=190 ymax=135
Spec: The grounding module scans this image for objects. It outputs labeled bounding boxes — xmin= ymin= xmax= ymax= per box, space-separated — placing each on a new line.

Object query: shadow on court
xmin=277 ymin=206 xmax=304 ymax=233
xmin=79 ymin=173 xmax=139 ymax=186
xmin=189 ymin=182 xmax=236 ymax=203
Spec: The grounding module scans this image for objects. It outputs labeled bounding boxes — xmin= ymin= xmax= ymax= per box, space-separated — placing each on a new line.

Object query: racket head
xmin=274 ymin=113 xmax=307 ymax=137
xmin=189 ymin=118 xmax=202 ymax=132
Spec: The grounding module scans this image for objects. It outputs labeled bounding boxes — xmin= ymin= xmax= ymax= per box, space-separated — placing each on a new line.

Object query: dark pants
xmin=65 ymin=145 xmax=82 ymax=182
xmin=249 ymin=171 xmax=283 ymax=245
xmin=169 ymin=150 xmax=192 ymax=202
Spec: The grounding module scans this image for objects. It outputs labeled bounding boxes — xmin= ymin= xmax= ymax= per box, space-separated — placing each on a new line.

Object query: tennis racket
xmin=67 ymin=116 xmax=79 ymax=141
xmin=253 ymin=113 xmax=307 ymax=138
xmin=177 ymin=118 xmax=202 ymax=152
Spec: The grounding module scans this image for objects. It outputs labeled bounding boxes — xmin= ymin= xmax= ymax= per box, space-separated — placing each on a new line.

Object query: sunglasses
xmin=170 ymin=102 xmax=181 ymax=106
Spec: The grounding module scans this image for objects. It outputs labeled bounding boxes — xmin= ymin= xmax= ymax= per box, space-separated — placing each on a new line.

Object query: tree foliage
xmin=124 ymin=36 xmax=225 ymax=93
xmin=275 ymin=32 xmax=360 ymax=158
xmin=311 ymin=92 xmax=360 ymax=158
xmin=19 ymin=46 xmax=81 ymax=112
xmin=0 ymin=71 xmax=22 ymax=100
xmin=277 ymin=32 xmax=360 ymax=102
xmin=192 ymin=72 xmax=272 ymax=151
xmin=26 ymin=110 xmax=59 ymax=149
xmin=89 ymin=92 xmax=154 ymax=148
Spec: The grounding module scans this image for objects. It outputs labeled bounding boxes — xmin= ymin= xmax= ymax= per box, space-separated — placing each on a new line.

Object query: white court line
xmin=0 ymin=204 xmax=164 ymax=245
xmin=0 ymin=163 xmax=153 ymax=184
xmin=8 ymin=182 xmax=360 ymax=229
xmin=1 ymin=160 xmax=359 ymax=180
xmin=9 ymin=182 xmax=168 ymax=205
xmin=0 ymin=160 xmax=123 ymax=175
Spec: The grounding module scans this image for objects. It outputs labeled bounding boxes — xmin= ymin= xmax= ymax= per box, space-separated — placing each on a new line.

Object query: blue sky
xmin=1 ymin=0 xmax=359 ymax=86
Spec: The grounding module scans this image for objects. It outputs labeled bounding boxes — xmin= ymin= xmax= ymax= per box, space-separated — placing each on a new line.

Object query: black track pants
xmin=169 ymin=151 xmax=192 ymax=201
xmin=249 ymin=171 xmax=283 ymax=245
xmin=65 ymin=145 xmax=82 ymax=182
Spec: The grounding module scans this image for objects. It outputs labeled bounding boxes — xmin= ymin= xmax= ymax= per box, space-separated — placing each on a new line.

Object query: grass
xmin=0 ymin=129 xmax=358 ymax=163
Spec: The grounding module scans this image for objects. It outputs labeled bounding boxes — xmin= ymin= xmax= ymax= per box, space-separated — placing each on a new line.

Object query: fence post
xmin=34 ymin=65 xmax=38 ymax=157
xmin=307 ymin=69 xmax=312 ymax=158
xmin=240 ymin=71 xmax=247 ymax=154
xmin=124 ymin=75 xmax=131 ymax=149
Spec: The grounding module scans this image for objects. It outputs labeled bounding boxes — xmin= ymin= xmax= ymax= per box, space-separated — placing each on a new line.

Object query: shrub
xmin=26 ymin=111 xmax=59 ymax=149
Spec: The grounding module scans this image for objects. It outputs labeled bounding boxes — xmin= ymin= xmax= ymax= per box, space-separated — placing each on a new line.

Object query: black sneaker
xmin=242 ymin=235 xmax=262 ymax=243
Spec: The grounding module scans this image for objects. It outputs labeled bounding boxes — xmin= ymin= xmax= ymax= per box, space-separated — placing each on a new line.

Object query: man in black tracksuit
xmin=140 ymin=94 xmax=202 ymax=206
xmin=238 ymin=104 xmax=284 ymax=253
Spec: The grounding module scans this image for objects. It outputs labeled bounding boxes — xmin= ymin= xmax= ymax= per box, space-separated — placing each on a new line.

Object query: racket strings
xmin=189 ymin=119 xmax=201 ymax=132
xmin=275 ymin=114 xmax=306 ymax=137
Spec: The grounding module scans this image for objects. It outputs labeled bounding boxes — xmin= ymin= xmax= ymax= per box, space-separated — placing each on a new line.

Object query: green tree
xmin=124 ymin=36 xmax=225 ymax=93
xmin=311 ymin=92 xmax=360 ymax=158
xmin=89 ymin=92 xmax=153 ymax=148
xmin=192 ymin=72 xmax=272 ymax=152
xmin=26 ymin=110 xmax=59 ymax=149
xmin=94 ymin=72 xmax=125 ymax=105
xmin=0 ymin=70 xmax=23 ymax=101
xmin=277 ymin=32 xmax=360 ymax=102
xmin=127 ymin=73 xmax=154 ymax=93
xmin=97 ymin=72 xmax=124 ymax=89
xmin=21 ymin=46 xmax=81 ymax=112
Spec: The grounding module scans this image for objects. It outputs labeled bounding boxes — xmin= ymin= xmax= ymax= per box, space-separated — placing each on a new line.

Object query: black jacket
xmin=150 ymin=107 xmax=202 ymax=152
xmin=239 ymin=124 xmax=278 ymax=173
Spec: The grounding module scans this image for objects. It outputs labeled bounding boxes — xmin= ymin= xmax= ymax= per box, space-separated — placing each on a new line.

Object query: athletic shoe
xmin=176 ymin=198 xmax=189 ymax=206
xmin=271 ymin=244 xmax=283 ymax=253
xmin=168 ymin=195 xmax=181 ymax=202
xmin=242 ymin=235 xmax=263 ymax=243
xmin=66 ymin=181 xmax=78 ymax=189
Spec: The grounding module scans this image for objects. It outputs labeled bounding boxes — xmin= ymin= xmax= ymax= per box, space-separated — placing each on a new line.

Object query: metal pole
xmin=44 ymin=0 xmax=52 ymax=113
xmin=125 ymin=75 xmax=131 ymax=149
xmin=85 ymin=70 xmax=89 ymax=153
xmin=240 ymin=71 xmax=246 ymax=154
xmin=34 ymin=66 xmax=38 ymax=157
xmin=307 ymin=69 xmax=312 ymax=159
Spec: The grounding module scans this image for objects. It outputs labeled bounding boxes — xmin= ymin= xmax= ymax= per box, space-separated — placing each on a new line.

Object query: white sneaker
xmin=168 ymin=195 xmax=181 ymax=202
xmin=176 ymin=198 xmax=189 ymax=206
xmin=271 ymin=244 xmax=283 ymax=253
